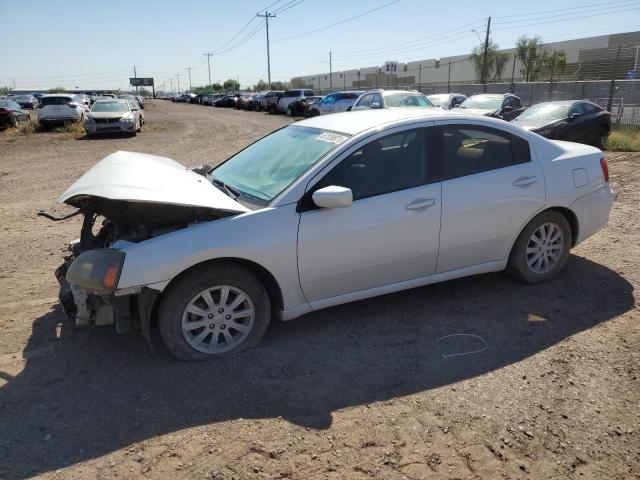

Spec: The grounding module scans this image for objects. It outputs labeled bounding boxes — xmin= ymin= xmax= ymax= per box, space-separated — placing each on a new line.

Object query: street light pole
xmin=186 ymin=67 xmax=193 ymax=92
xmin=176 ymin=74 xmax=181 ymax=93
xmin=203 ymin=52 xmax=214 ymax=85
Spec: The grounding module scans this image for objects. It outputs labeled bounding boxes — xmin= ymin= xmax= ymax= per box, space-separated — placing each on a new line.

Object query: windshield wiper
xmin=211 ymin=178 xmax=240 ymax=200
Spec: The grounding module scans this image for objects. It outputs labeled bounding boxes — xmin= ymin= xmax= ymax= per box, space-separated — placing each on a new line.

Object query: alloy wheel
xmin=526 ymin=222 xmax=564 ymax=274
xmin=181 ymin=285 xmax=255 ymax=354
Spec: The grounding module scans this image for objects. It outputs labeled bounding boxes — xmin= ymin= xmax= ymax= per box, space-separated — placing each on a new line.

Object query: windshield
xmin=92 ymin=102 xmax=129 ymax=112
xmin=427 ymin=95 xmax=448 ymax=106
xmin=384 ymin=93 xmax=432 ymax=108
xmin=516 ymin=103 xmax=570 ymax=121
xmin=210 ymin=126 xmax=348 ymax=204
xmin=459 ymin=96 xmax=502 ymax=110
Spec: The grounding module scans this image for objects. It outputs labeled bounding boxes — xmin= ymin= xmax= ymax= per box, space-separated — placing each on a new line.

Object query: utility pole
xmin=329 ymin=51 xmax=333 ymax=90
xmin=418 ymin=63 xmax=422 ymax=89
xmin=133 ymin=65 xmax=138 ymax=93
xmin=169 ymin=78 xmax=173 ymax=93
xmin=176 ymin=74 xmax=181 ymax=93
xmin=480 ymin=17 xmax=491 ymax=93
xmin=186 ymin=67 xmax=194 ymax=92
xmin=607 ymin=44 xmax=622 ymax=112
xmin=257 ymin=11 xmax=276 ymax=88
xmin=447 ymin=60 xmax=452 ymax=92
xmin=548 ymin=51 xmax=556 ymax=98
xmin=510 ymin=53 xmax=517 ymax=93
xmin=203 ymin=52 xmax=214 ymax=85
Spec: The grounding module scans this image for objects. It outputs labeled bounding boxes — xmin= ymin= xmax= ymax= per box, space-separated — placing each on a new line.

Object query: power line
xmin=494 ymin=1 xmax=640 ymax=25
xmin=493 ymin=5 xmax=640 ymax=30
xmin=494 ymin=0 xmax=637 ymax=19
xmin=272 ymin=0 xmax=402 ymax=43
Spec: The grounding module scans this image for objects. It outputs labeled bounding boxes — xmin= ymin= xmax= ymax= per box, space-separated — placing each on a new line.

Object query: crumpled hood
xmin=58 ymin=150 xmax=249 ymax=214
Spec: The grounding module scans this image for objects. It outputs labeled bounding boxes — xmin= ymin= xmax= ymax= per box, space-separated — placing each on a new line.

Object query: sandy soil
xmin=0 ymin=101 xmax=638 ymax=480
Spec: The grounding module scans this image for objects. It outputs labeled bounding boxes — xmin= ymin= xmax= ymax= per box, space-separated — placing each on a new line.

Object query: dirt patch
xmin=0 ymin=102 xmax=638 ymax=479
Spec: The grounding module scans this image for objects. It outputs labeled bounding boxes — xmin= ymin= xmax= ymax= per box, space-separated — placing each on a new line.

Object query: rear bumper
xmin=571 ymin=185 xmax=614 ymax=245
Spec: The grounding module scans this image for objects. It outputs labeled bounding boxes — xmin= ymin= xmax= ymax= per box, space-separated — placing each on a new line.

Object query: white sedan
xmin=57 ymin=108 xmax=613 ymax=360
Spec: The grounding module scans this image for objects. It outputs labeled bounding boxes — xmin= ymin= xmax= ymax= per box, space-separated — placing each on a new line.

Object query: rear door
xmin=567 ymin=103 xmax=588 ymax=142
xmin=435 ymin=121 xmax=545 ymax=272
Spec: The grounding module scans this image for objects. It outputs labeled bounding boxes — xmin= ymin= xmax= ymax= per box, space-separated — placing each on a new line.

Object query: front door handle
xmin=513 ymin=176 xmax=538 ymax=188
xmin=405 ymin=198 xmax=436 ymax=210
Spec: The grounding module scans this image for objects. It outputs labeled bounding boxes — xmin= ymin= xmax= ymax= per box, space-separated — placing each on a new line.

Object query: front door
xmin=297 ymin=126 xmax=441 ymax=303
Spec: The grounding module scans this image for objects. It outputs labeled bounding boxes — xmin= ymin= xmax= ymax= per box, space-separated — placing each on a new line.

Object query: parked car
xmin=207 ymin=94 xmax=225 ymax=106
xmin=276 ymin=89 xmax=315 ymax=114
xmin=457 ymin=93 xmax=524 ymax=121
xmin=99 ymin=93 xmax=117 ymax=99
xmin=135 ymin=95 xmax=145 ymax=109
xmin=512 ymin=100 xmax=610 ymax=146
xmin=235 ymin=94 xmax=255 ymax=110
xmin=260 ymin=90 xmax=284 ymax=113
xmin=12 ymin=94 xmax=39 ymax=109
xmin=245 ymin=93 xmax=264 ymax=111
xmin=287 ymin=95 xmax=323 ymax=117
xmin=37 ymin=94 xmax=88 ymax=126
xmin=32 ymin=93 xmax=44 ymax=103
xmin=351 ymin=89 xmax=434 ymax=111
xmin=56 ymin=108 xmax=612 ymax=360
xmin=427 ymin=93 xmax=467 ymax=109
xmin=307 ymin=91 xmax=363 ymax=116
xmin=83 ymin=99 xmax=142 ymax=137
xmin=214 ymin=95 xmax=238 ymax=108
xmin=0 ymin=99 xmax=31 ymax=128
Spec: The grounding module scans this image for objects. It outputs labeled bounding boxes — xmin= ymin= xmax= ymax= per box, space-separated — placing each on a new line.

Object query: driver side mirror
xmin=502 ymin=105 xmax=513 ymax=112
xmin=370 ymin=102 xmax=382 ymax=109
xmin=569 ymin=112 xmax=581 ymax=121
xmin=312 ymin=186 xmax=353 ymax=209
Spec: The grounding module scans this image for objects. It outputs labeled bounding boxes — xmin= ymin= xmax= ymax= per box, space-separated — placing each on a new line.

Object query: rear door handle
xmin=513 ymin=176 xmax=538 ymax=188
xmin=405 ymin=198 xmax=436 ymax=210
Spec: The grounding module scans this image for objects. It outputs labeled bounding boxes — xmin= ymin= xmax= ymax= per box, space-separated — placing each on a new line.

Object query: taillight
xmin=600 ymin=157 xmax=609 ymax=182
xmin=0 ymin=108 xmax=9 ymax=113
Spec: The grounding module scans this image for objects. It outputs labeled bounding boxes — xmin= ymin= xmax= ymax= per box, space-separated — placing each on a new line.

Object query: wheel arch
xmin=509 ymin=206 xmax=580 ymax=259
xmin=145 ymin=257 xmax=284 ymax=332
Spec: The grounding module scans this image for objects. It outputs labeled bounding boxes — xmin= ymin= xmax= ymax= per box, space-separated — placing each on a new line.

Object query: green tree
xmin=138 ymin=87 xmax=152 ymax=97
xmin=194 ymin=83 xmax=223 ymax=94
xmin=470 ymin=39 xmax=510 ymax=82
xmin=270 ymin=81 xmax=287 ymax=90
xmin=515 ymin=36 xmax=551 ymax=82
xmin=223 ymin=79 xmax=240 ymax=92
xmin=0 ymin=86 xmax=11 ymax=95
xmin=253 ymin=79 xmax=268 ymax=91
xmin=48 ymin=87 xmax=66 ymax=93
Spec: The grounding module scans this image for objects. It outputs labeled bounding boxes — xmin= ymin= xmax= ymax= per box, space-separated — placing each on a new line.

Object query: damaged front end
xmin=46 ymin=150 xmax=249 ymax=342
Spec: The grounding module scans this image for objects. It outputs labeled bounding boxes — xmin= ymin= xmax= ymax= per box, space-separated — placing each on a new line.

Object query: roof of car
xmin=295 ymin=108 xmax=502 ymax=136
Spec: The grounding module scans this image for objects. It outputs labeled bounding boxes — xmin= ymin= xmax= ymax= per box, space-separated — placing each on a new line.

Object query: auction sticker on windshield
xmin=314 ymin=132 xmax=349 ymax=145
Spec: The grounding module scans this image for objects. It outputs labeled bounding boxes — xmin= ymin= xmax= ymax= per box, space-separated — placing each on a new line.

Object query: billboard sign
xmin=130 ymin=77 xmax=154 ymax=87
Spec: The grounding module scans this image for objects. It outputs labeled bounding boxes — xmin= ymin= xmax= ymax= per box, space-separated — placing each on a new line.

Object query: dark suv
xmin=457 ymin=93 xmax=524 ymax=121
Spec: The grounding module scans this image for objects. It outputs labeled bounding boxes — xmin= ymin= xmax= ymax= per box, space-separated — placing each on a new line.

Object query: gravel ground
xmin=0 ymin=101 xmax=638 ymax=480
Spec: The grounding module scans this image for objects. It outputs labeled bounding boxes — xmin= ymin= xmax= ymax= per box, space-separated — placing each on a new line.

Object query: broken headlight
xmin=66 ymin=249 xmax=125 ymax=293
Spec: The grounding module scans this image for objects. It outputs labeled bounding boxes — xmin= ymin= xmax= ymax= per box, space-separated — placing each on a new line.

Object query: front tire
xmin=507 ymin=211 xmax=572 ymax=284
xmin=158 ymin=263 xmax=271 ymax=361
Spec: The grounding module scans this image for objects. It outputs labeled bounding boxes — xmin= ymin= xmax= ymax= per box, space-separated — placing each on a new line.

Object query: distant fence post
xmin=607 ymin=45 xmax=622 ymax=112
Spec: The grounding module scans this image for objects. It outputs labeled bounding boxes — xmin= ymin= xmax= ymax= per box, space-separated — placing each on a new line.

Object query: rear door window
xmin=41 ymin=96 xmax=72 ymax=106
xmin=438 ymin=125 xmax=531 ymax=180
xmin=357 ymin=93 xmax=373 ymax=107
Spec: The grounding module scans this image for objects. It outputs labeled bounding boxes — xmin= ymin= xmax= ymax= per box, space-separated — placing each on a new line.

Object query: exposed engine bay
xmin=44 ymin=151 xmax=246 ymax=341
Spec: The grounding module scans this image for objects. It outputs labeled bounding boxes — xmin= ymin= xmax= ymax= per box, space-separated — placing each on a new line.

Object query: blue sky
xmin=1 ymin=0 xmax=638 ymax=90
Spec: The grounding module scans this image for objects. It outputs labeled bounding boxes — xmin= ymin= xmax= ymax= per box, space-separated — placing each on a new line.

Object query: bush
xmin=603 ymin=128 xmax=640 ymax=152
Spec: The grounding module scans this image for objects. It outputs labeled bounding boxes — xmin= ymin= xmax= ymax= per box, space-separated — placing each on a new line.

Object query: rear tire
xmin=507 ymin=211 xmax=572 ymax=284
xmin=158 ymin=263 xmax=271 ymax=361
